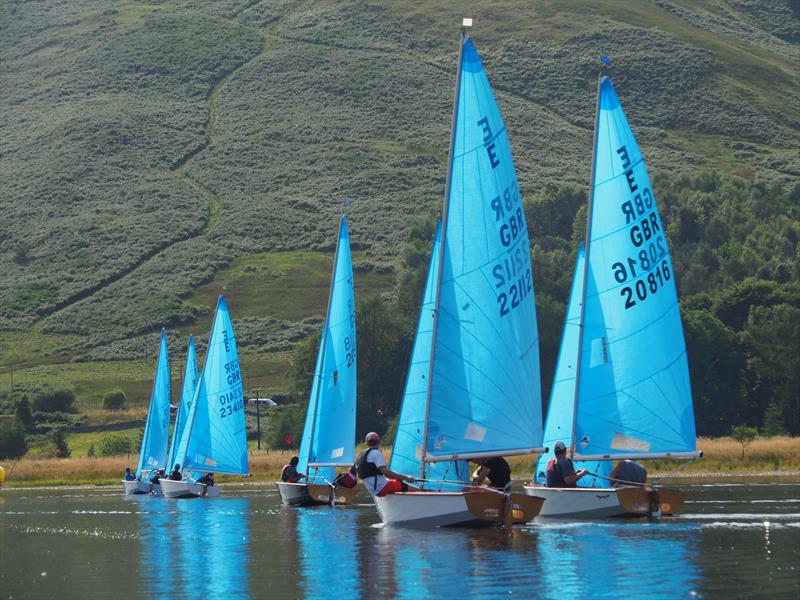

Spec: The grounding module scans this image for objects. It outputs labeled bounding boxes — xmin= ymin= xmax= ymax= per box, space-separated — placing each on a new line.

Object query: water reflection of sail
xmin=137 ymin=500 xmax=174 ymax=598
xmin=296 ymin=509 xmax=360 ymax=599
xmin=383 ymin=527 xmax=539 ymax=597
xmin=536 ymin=522 xmax=699 ymax=598
xmin=171 ymin=498 xmax=251 ymax=598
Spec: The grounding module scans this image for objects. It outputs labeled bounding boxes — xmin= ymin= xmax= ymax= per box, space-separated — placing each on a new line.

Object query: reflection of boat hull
xmin=523 ymin=485 xmax=686 ymax=517
xmin=159 ymin=479 xmax=220 ymax=499
xmin=275 ymin=481 xmax=357 ymax=506
xmin=123 ymin=480 xmax=152 ymax=495
xmin=374 ymin=490 xmax=543 ymax=527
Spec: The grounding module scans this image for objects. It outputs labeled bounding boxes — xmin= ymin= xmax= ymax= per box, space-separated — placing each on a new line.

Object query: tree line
xmin=269 ymin=171 xmax=798 ymax=449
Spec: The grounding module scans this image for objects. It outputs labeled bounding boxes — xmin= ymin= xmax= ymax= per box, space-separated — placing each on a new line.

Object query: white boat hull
xmin=159 ymin=479 xmax=220 ymax=499
xmin=275 ymin=481 xmax=357 ymax=506
xmin=122 ymin=479 xmax=152 ymax=495
xmin=373 ymin=490 xmax=544 ymax=527
xmin=523 ymin=485 xmax=686 ymax=518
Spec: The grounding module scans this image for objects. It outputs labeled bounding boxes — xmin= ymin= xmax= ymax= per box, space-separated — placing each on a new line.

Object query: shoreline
xmin=3 ymin=470 xmax=799 ymax=491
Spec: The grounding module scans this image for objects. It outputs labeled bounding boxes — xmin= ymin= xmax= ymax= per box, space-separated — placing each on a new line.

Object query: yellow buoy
xmin=0 ymin=465 xmax=6 ymax=484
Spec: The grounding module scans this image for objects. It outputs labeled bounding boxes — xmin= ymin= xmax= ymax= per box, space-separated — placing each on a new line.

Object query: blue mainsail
xmin=391 ymin=222 xmax=470 ymax=489
xmin=535 ymin=246 xmax=610 ymax=486
xmin=425 ymin=36 xmax=544 ymax=461
xmin=573 ymin=76 xmax=696 ymax=460
xmin=166 ymin=335 xmax=198 ymax=471
xmin=136 ymin=328 xmax=171 ymax=478
xmin=175 ymin=296 xmax=248 ymax=475
xmin=298 ymin=214 xmax=357 ymax=484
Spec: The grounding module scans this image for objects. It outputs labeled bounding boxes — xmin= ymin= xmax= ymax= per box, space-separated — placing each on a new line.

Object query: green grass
xmin=186 ymin=250 xmax=395 ymax=327
xmin=66 ymin=428 xmax=143 ymax=458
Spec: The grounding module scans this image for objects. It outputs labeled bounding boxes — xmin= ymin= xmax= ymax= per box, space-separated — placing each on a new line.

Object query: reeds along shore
xmin=1 ymin=437 xmax=798 ymax=487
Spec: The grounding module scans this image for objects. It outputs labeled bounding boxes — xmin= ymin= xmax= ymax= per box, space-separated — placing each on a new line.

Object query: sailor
xmin=197 ymin=473 xmax=214 ymax=486
xmin=169 ymin=463 xmax=183 ymax=481
xmin=609 ymin=459 xmax=647 ymax=486
xmin=150 ymin=469 xmax=165 ymax=485
xmin=357 ymin=432 xmax=415 ymax=496
xmin=124 ymin=467 xmax=136 ymax=481
xmin=471 ymin=456 xmax=512 ymax=490
xmin=280 ymin=456 xmax=306 ymax=483
xmin=545 ymin=441 xmax=588 ymax=488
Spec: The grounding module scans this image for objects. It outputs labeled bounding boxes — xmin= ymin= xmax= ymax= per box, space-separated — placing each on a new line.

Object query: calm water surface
xmin=1 ymin=481 xmax=798 ymax=599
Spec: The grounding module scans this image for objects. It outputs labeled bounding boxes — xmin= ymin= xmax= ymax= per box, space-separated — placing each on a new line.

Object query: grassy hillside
xmin=1 ymin=1 xmax=798 ymax=411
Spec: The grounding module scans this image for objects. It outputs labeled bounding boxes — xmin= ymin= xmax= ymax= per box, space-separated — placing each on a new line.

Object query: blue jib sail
xmin=136 ymin=328 xmax=171 ymax=478
xmin=535 ymin=246 xmax=610 ymax=486
xmin=426 ymin=36 xmax=543 ymax=461
xmin=298 ymin=214 xmax=357 ymax=484
xmin=574 ymin=76 xmax=696 ymax=459
xmin=391 ymin=222 xmax=470 ymax=487
xmin=176 ymin=296 xmax=248 ymax=475
xmin=166 ymin=335 xmax=198 ymax=472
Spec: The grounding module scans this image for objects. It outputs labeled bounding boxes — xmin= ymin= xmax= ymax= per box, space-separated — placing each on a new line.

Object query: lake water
xmin=1 ymin=480 xmax=798 ymax=599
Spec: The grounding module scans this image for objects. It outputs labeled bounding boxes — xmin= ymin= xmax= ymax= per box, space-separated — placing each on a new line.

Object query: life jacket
xmin=357 ymin=447 xmax=382 ymax=479
xmin=335 ymin=471 xmax=357 ymax=489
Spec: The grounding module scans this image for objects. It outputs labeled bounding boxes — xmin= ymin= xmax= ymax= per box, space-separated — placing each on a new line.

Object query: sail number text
xmin=344 ymin=297 xmax=356 ymax=369
xmin=613 ymin=145 xmax=672 ymax=310
xmin=219 ymin=359 xmax=243 ymax=418
xmin=490 ymin=179 xmax=533 ymax=318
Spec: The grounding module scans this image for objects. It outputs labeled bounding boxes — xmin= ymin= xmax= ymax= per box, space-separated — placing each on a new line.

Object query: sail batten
xmin=573 ymin=76 xmax=696 ymax=459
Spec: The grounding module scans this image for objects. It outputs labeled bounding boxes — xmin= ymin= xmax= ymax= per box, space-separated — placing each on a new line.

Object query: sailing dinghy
xmin=371 ymin=27 xmax=545 ymax=527
xmin=123 ymin=328 xmax=171 ymax=495
xmin=276 ymin=214 xmax=358 ymax=506
xmin=524 ymin=75 xmax=701 ymax=517
xmin=160 ymin=296 xmax=249 ymax=498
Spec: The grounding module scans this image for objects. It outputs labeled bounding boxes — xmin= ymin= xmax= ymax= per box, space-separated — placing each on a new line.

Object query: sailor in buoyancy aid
xmin=356 ymin=432 xmax=415 ymax=496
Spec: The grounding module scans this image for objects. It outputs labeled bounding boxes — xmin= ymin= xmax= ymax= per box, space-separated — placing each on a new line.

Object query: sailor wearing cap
xmin=356 ymin=432 xmax=416 ymax=496
xmin=545 ymin=440 xmax=589 ymax=488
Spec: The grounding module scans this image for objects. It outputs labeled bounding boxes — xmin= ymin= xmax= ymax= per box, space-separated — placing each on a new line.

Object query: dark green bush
xmin=14 ymin=399 xmax=34 ymax=431
xmin=0 ymin=420 xmax=28 ymax=460
xmin=100 ymin=435 xmax=132 ymax=456
xmin=103 ymin=391 xmax=127 ymax=411
xmin=52 ymin=430 xmax=71 ymax=458
xmin=33 ymin=389 xmax=76 ymax=413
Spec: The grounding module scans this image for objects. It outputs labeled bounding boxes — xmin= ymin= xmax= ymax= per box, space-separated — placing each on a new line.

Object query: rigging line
xmin=617 ymin=389 xmax=689 ymax=442
xmin=579 ymin=348 xmax=688 ymax=406
xmin=447 ymin=271 xmax=539 ymax=406
xmin=427 ymin=367 xmax=537 ymax=442
xmin=433 ymin=300 xmax=529 ymax=408
xmin=592 ymin=302 xmax=685 ymax=350
xmin=431 ymin=328 xmax=537 ymax=437
xmin=651 ymin=369 xmax=689 ymax=428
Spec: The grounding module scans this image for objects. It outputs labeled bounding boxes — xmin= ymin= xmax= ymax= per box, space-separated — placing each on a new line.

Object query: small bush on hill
xmin=100 ymin=435 xmax=132 ymax=456
xmin=103 ymin=391 xmax=127 ymax=411
xmin=33 ymin=389 xmax=77 ymax=413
